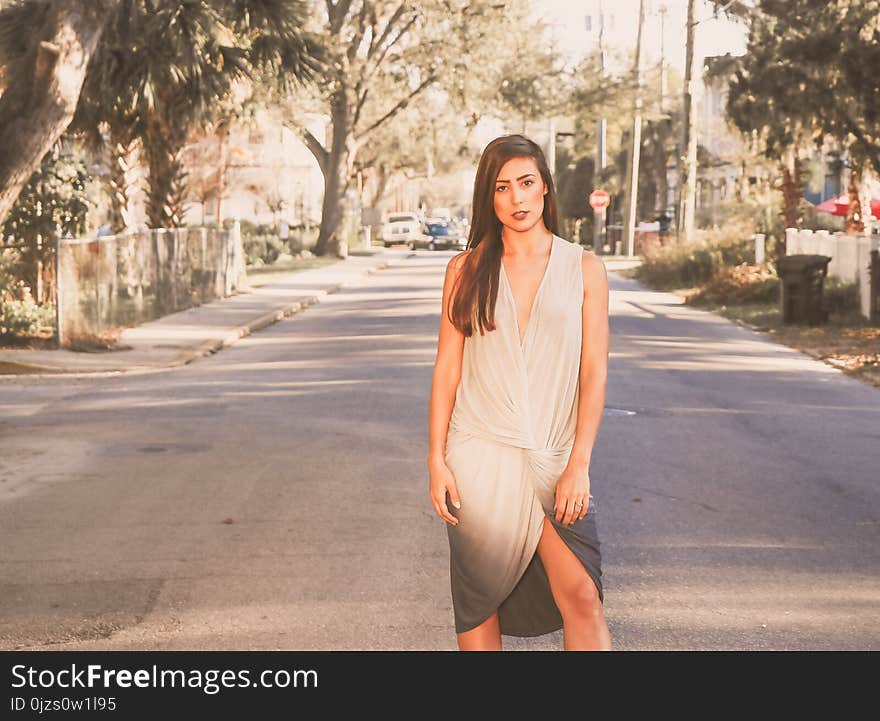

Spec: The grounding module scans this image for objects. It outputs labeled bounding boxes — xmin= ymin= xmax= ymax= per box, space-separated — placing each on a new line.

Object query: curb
xmin=726 ymin=314 xmax=855 ymax=371
xmin=0 ymin=256 xmax=396 ymax=378
xmin=0 ymin=360 xmax=66 ymax=375
xmin=172 ymin=290 xmax=332 ymax=367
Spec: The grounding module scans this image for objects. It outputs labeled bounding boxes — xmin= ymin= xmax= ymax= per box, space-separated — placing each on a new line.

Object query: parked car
xmin=413 ymin=220 xmax=467 ymax=251
xmin=382 ymin=211 xmax=424 ymax=247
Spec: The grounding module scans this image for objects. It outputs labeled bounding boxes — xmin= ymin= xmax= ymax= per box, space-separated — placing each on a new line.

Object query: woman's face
xmin=492 ymin=156 xmax=547 ymax=234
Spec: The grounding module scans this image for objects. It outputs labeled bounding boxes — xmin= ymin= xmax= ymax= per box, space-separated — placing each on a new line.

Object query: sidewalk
xmin=0 ymin=248 xmax=403 ymax=377
xmin=0 ymin=249 xmax=641 ymax=378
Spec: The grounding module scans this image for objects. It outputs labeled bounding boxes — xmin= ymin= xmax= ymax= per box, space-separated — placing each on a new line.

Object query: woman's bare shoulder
xmin=580 ymin=248 xmax=608 ymax=292
xmin=447 ymin=249 xmax=471 ymax=275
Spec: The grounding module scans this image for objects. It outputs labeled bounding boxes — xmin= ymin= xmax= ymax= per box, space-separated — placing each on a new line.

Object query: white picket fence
xmin=785 ymin=228 xmax=879 ymax=320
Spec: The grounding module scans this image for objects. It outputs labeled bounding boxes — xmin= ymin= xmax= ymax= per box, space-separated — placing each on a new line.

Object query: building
xmin=183 ymin=108 xmax=327 ymax=230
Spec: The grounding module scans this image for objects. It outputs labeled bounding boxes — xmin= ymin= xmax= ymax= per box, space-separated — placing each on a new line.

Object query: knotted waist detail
xmin=448 ymin=416 xmax=572 ymax=511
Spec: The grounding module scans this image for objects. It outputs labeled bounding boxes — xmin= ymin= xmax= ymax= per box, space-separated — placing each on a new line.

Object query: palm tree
xmin=81 ymin=0 xmax=322 ymax=229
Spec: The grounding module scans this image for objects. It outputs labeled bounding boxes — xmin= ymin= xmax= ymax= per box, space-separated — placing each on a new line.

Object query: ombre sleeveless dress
xmin=444 ymin=235 xmax=604 ymax=636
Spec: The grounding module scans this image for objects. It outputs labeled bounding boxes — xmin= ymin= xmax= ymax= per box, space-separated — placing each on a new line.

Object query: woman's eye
xmin=523 ymin=179 xmax=533 ymax=187
xmin=495 ymin=186 xmax=506 ymax=192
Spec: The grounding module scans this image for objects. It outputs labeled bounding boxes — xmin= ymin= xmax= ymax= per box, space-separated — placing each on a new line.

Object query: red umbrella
xmin=815 ymin=194 xmax=880 ymax=218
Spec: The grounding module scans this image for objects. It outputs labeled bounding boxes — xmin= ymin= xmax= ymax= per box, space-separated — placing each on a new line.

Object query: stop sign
xmin=589 ymin=189 xmax=610 ymax=210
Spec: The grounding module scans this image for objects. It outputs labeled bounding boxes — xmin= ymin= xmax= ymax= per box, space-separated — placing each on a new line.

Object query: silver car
xmin=382 ymin=212 xmax=424 ymax=247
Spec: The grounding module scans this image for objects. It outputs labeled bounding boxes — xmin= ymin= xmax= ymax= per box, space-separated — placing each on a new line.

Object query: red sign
xmin=589 ymin=189 xmax=611 ymax=210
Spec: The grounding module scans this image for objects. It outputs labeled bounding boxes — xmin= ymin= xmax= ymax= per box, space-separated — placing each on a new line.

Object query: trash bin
xmin=776 ymin=254 xmax=832 ymax=325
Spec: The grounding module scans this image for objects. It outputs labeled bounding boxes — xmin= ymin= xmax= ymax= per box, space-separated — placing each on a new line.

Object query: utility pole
xmin=659 ymin=4 xmax=668 ymax=114
xmin=678 ymin=0 xmax=699 ymax=244
xmin=658 ymin=2 xmax=670 ymax=219
xmin=622 ymin=0 xmax=646 ymax=257
xmin=593 ymin=1 xmax=607 ymax=255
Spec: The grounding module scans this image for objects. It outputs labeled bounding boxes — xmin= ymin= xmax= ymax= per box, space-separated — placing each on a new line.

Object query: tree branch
xmin=366 ymin=4 xmax=379 ymax=59
xmin=346 ymin=0 xmax=369 ymax=64
xmin=356 ymin=72 xmax=437 ymax=140
xmin=294 ymin=125 xmax=330 ymax=176
xmin=362 ymin=14 xmax=417 ymax=87
xmin=353 ymin=87 xmax=369 ymax=129
xmin=327 ymin=0 xmax=354 ymax=34
xmin=368 ymin=2 xmax=406 ymax=61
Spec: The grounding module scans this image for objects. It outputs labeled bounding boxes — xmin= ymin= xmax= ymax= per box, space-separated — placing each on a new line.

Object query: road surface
xmin=1 ymin=250 xmax=877 ymax=650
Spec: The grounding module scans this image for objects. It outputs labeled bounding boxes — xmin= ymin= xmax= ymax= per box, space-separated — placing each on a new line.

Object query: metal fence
xmin=56 ymin=224 xmax=243 ymax=347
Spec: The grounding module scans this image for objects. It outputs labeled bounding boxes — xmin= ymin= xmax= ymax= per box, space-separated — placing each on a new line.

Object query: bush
xmin=0 ymin=295 xmax=54 ymax=336
xmin=636 ymin=219 xmax=757 ymax=289
xmin=243 ymin=233 xmax=285 ymax=266
xmin=686 ymin=263 xmax=779 ymax=306
xmin=241 ymin=222 xmax=321 ymax=265
xmin=823 ymin=278 xmax=860 ymax=315
xmin=1 ymin=254 xmax=53 ymax=336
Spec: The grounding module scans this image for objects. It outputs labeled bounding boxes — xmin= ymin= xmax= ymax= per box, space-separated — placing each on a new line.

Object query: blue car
xmin=413 ymin=220 xmax=467 ymax=251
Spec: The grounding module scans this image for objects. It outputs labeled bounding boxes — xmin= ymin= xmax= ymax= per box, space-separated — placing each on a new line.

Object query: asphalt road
xmin=1 ymin=250 xmax=878 ymax=650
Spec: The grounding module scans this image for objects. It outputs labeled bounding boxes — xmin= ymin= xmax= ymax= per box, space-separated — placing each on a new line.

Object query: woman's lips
xmin=512 ymin=210 xmax=529 ymax=219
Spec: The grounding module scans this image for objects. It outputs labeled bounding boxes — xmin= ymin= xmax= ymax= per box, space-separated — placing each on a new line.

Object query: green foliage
xmin=725 ymin=0 xmax=880 ymax=175
xmin=1 ymin=143 xmax=90 ymax=243
xmin=72 ymin=0 xmax=322 ymax=230
xmin=0 ymin=142 xmax=91 ymax=303
xmin=0 ymin=252 xmax=54 ymax=336
xmin=0 ymin=294 xmax=54 ymax=336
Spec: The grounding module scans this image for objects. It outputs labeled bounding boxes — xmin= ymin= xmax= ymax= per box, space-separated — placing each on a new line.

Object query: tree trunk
xmin=845 ymin=168 xmax=864 ymax=235
xmin=314 ymin=149 xmax=350 ymax=257
xmin=370 ymin=163 xmax=391 ymax=208
xmin=653 ymin=146 xmax=668 ymax=218
xmin=145 ymin=113 xmax=188 ymax=229
xmin=107 ymin=135 xmax=139 ymax=234
xmin=313 ymin=91 xmax=355 ymax=257
xmin=215 ymin=121 xmax=230 ymax=228
xmin=677 ymin=0 xmax=698 ymax=244
xmin=780 ymin=157 xmax=803 ymax=230
xmin=0 ymin=0 xmax=118 ymax=226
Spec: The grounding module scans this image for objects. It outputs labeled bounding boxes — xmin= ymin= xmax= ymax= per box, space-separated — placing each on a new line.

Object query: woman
xmin=427 ymin=134 xmax=612 ymax=651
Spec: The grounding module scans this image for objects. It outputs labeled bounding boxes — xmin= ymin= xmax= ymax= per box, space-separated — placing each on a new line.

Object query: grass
xmin=243 ymin=255 xmax=340 ymax=288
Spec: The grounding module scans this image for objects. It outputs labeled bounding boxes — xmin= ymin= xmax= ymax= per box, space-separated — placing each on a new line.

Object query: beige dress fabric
xmin=444 ymin=234 xmax=604 ymax=636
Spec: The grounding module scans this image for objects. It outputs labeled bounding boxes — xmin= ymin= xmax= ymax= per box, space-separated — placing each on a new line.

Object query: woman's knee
xmin=457 ymin=612 xmax=502 ymax=651
xmin=556 ymin=576 xmax=603 ymax=619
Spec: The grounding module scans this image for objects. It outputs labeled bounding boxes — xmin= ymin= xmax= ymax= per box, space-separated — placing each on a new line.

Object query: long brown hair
xmin=448 ymin=134 xmax=559 ymax=337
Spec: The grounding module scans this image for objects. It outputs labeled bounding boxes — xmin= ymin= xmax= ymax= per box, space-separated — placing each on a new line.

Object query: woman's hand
xmin=554 ymin=459 xmax=590 ymax=526
xmin=429 ymin=457 xmax=461 ymax=526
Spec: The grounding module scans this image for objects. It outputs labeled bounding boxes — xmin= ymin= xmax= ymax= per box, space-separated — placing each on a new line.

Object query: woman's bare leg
xmin=536 ymin=517 xmax=611 ymax=650
xmin=456 ymin=611 xmax=502 ymax=651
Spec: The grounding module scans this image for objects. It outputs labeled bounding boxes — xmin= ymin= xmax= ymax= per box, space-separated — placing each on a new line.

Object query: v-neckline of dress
xmin=500 ymin=235 xmax=556 ymax=349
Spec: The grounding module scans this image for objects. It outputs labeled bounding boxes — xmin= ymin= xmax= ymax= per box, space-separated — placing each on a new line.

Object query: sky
xmin=530 ymin=0 xmax=749 ymax=74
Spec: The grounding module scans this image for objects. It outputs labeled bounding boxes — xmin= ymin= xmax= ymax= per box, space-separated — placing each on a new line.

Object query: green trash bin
xmin=776 ymin=254 xmax=831 ymax=325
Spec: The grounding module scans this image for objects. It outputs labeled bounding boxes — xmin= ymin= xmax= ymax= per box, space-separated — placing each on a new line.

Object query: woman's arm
xmin=570 ymin=250 xmax=610 ymax=469
xmin=427 ymin=252 xmax=468 ymax=524
xmin=554 ymin=250 xmax=610 ymax=525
